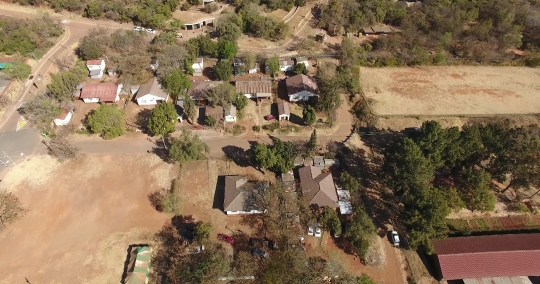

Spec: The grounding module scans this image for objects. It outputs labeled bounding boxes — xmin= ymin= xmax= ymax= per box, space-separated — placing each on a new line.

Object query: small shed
xmin=312 ymin=156 xmax=324 ymax=168
xmin=53 ymin=109 xmax=73 ymax=126
xmin=205 ymin=105 xmax=224 ymax=122
xmin=277 ymin=101 xmax=290 ymax=121
xmin=224 ymin=104 xmax=237 ymax=122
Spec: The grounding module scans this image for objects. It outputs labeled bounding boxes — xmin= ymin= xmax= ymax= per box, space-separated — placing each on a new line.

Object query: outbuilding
xmin=224 ymin=104 xmax=237 ymax=122
xmin=277 ymin=101 xmax=290 ymax=121
xmin=86 ymin=59 xmax=106 ymax=79
xmin=53 ymin=109 xmax=73 ymax=126
xmin=236 ymin=80 xmax=272 ymax=100
xmin=80 ymin=83 xmax=122 ymax=103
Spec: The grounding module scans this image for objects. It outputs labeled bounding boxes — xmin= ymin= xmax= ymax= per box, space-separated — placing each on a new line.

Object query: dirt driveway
xmin=0 ymin=154 xmax=173 ymax=284
xmin=361 ymin=66 xmax=540 ymax=116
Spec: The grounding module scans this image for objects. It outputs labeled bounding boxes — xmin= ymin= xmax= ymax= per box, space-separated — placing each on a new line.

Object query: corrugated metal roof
xmin=463 ymin=276 xmax=533 ymax=284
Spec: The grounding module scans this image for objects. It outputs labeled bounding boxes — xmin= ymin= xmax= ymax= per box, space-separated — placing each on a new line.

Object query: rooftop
xmin=80 ymin=83 xmax=119 ymax=102
xmin=298 ymin=166 xmax=338 ymax=208
xmin=86 ymin=59 xmax=103 ymax=66
xmin=188 ymin=81 xmax=223 ymax=100
xmin=224 ymin=104 xmax=237 ymax=117
xmin=135 ymin=77 xmax=168 ymax=100
xmin=223 ymin=176 xmax=267 ymax=212
xmin=235 ymin=80 xmax=272 ymax=94
xmin=286 ymin=74 xmax=318 ymax=96
xmin=277 ymin=101 xmax=290 ymax=116
xmin=205 ymin=105 xmax=224 ymax=121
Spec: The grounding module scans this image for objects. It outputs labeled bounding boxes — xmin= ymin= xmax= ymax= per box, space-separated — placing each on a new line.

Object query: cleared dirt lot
xmin=361 ymin=67 xmax=540 ymax=116
xmin=0 ymin=154 xmax=172 ymax=284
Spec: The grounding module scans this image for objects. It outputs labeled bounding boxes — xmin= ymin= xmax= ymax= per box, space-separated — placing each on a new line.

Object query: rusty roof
xmin=205 ymin=105 xmax=223 ymax=121
xmin=433 ymin=234 xmax=540 ymax=280
xmin=235 ymin=80 xmax=272 ymax=94
xmin=86 ymin=59 xmax=103 ymax=65
xmin=298 ymin=166 xmax=338 ymax=208
xmin=188 ymin=81 xmax=223 ymax=100
xmin=286 ymin=74 xmax=318 ymax=96
xmin=80 ymin=83 xmax=118 ymax=102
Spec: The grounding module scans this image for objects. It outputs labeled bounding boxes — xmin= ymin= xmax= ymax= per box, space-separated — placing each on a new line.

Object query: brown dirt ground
xmin=0 ymin=154 xmax=173 ymax=284
xmin=361 ymin=66 xmax=540 ymax=116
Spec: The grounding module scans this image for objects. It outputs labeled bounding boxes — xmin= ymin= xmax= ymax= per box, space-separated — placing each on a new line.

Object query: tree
xmin=306 ymin=129 xmax=317 ymax=155
xmin=302 ymin=106 xmax=316 ymax=125
xmin=357 ymin=274 xmax=377 ymax=284
xmin=320 ymin=206 xmax=341 ymax=235
xmin=244 ymin=52 xmax=257 ymax=70
xmin=253 ymin=138 xmax=294 ymax=173
xmin=78 ymin=35 xmax=104 ymax=60
xmin=213 ymin=59 xmax=233 ymax=81
xmin=21 ymin=94 xmax=61 ymax=128
xmin=202 ymin=2 xmax=218 ymax=13
xmin=148 ymin=102 xmax=177 ymax=137
xmin=193 ymin=221 xmax=212 ymax=243
xmin=234 ymin=94 xmax=248 ymax=111
xmin=0 ymin=189 xmax=27 ymax=231
xmin=267 ymin=55 xmax=280 ymax=77
xmin=458 ymin=167 xmax=495 ymax=212
xmin=338 ymin=37 xmax=359 ymax=67
xmin=346 ymin=208 xmax=376 ymax=259
xmin=315 ymin=70 xmax=341 ymax=113
xmin=168 ymin=131 xmax=210 ymax=164
xmin=216 ymin=16 xmax=243 ymax=42
xmin=207 ymin=83 xmax=236 ymax=107
xmin=44 ymin=135 xmax=79 ymax=162
xmin=217 ymin=39 xmax=237 ymax=59
xmin=293 ymin=63 xmax=308 ymax=75
xmin=4 ymin=62 xmax=31 ymax=85
xmin=205 ymin=116 xmax=217 ymax=127
xmin=414 ymin=120 xmax=449 ymax=168
xmin=83 ymin=0 xmax=102 ymax=18
xmin=87 ymin=104 xmax=126 ymax=139
xmin=183 ymin=97 xmax=197 ymax=124
xmin=161 ymin=69 xmax=191 ymax=100
xmin=340 ymin=172 xmax=360 ymax=192
xmin=167 ymin=243 xmax=230 ymax=284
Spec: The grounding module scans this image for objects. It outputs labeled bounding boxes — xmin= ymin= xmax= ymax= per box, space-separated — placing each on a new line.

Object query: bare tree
xmin=0 ymin=95 xmax=11 ymax=110
xmin=54 ymin=54 xmax=76 ymax=72
xmin=43 ymin=127 xmax=80 ymax=162
xmin=0 ymin=190 xmax=27 ymax=231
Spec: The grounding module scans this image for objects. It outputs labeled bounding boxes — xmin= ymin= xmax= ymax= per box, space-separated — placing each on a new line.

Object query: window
xmin=140 ymin=100 xmax=146 ymax=103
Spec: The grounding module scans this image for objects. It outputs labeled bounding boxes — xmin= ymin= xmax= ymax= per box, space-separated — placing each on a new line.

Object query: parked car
xmin=218 ymin=234 xmax=235 ymax=245
xmin=252 ymin=248 xmax=269 ymax=258
xmin=146 ymin=28 xmax=156 ymax=34
xmin=391 ymin=231 xmax=400 ymax=247
xmin=307 ymin=226 xmax=314 ymax=236
xmin=265 ymin=114 xmax=275 ymax=121
xmin=133 ymin=26 xmax=142 ymax=31
xmin=314 ymin=227 xmax=322 ymax=238
xmin=194 ymin=245 xmax=205 ymax=254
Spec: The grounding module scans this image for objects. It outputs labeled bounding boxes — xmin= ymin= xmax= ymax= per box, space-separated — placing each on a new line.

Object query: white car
xmin=133 ymin=26 xmax=142 ymax=31
xmin=307 ymin=226 xmax=314 ymax=236
xmin=391 ymin=231 xmax=400 ymax=247
xmin=314 ymin=227 xmax=322 ymax=238
xmin=146 ymin=28 xmax=156 ymax=34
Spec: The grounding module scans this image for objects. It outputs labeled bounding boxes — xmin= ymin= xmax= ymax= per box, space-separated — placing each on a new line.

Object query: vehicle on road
xmin=133 ymin=26 xmax=142 ymax=31
xmin=252 ymin=248 xmax=269 ymax=258
xmin=314 ymin=227 xmax=322 ymax=238
xmin=391 ymin=231 xmax=400 ymax=247
xmin=218 ymin=234 xmax=235 ymax=245
xmin=146 ymin=28 xmax=156 ymax=34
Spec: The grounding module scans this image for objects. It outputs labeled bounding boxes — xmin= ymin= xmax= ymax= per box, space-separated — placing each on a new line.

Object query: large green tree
xmin=161 ymin=69 xmax=191 ymax=100
xmin=4 ymin=62 xmax=31 ymax=85
xmin=213 ymin=59 xmax=233 ymax=81
xmin=302 ymin=106 xmax=316 ymax=125
xmin=207 ymin=83 xmax=236 ymax=107
xmin=253 ymin=138 xmax=294 ymax=173
xmin=87 ymin=105 xmax=126 ymax=139
xmin=346 ymin=208 xmax=376 ymax=259
xmin=148 ymin=102 xmax=177 ymax=137
xmin=217 ymin=39 xmax=237 ymax=60
xmin=168 ymin=131 xmax=209 ymax=164
xmin=457 ymin=167 xmax=496 ymax=212
xmin=183 ymin=97 xmax=197 ymax=124
xmin=266 ymin=55 xmax=279 ymax=77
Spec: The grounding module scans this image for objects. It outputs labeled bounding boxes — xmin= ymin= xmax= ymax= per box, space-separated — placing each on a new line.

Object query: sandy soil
xmin=0 ymin=154 xmax=172 ymax=284
xmin=361 ymin=67 xmax=540 ymax=116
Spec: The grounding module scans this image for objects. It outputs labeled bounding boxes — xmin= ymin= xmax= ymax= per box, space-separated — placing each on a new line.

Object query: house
xmin=277 ymin=101 xmax=290 ymax=121
xmin=223 ymin=176 xmax=268 ymax=215
xmin=279 ymin=59 xmax=295 ymax=72
xmin=53 ymin=109 xmax=73 ymax=126
xmin=236 ymin=80 xmax=272 ymax=100
xmin=86 ymin=59 xmax=106 ymax=79
xmin=188 ymin=81 xmax=223 ymax=101
xmin=205 ymin=105 xmax=224 ymax=121
xmin=72 ymin=83 xmax=85 ymax=99
xmin=134 ymin=78 xmax=169 ymax=106
xmin=123 ymin=246 xmax=152 ymax=284
xmin=80 ymin=83 xmax=122 ymax=103
xmin=192 ymin=57 xmax=204 ymax=76
xmin=337 ymin=189 xmax=353 ymax=215
xmin=0 ymin=57 xmax=14 ymax=69
xmin=233 ymin=57 xmax=258 ymax=75
xmin=312 ymin=156 xmax=324 ymax=168
xmin=295 ymin=56 xmax=309 ymax=68
xmin=361 ymin=24 xmax=401 ymax=35
xmin=286 ymin=74 xmax=318 ymax=102
xmin=298 ymin=166 xmax=339 ymax=208
xmin=224 ymin=104 xmax=237 ymax=122
xmin=149 ymin=58 xmax=159 ymax=71
xmin=432 ymin=233 xmax=540 ymax=280
xmin=176 ymin=99 xmax=184 ymax=123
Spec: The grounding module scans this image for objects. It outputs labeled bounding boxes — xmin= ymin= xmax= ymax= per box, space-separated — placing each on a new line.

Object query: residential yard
xmin=0 ymin=154 xmax=173 ymax=284
xmin=361 ymin=66 xmax=540 ymax=116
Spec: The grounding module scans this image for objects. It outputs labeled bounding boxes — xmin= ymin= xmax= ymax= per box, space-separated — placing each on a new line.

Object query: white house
xmin=80 ymin=83 xmax=122 ymax=103
xmin=134 ymin=78 xmax=169 ymax=106
xmin=277 ymin=101 xmax=290 ymax=121
xmin=295 ymin=56 xmax=309 ymax=68
xmin=235 ymin=80 xmax=272 ymax=100
xmin=192 ymin=57 xmax=204 ymax=76
xmin=53 ymin=109 xmax=73 ymax=126
xmin=279 ymin=59 xmax=295 ymax=72
xmin=224 ymin=104 xmax=237 ymax=122
xmin=286 ymin=74 xmax=318 ymax=102
xmin=223 ymin=176 xmax=267 ymax=215
xmin=86 ymin=59 xmax=106 ymax=79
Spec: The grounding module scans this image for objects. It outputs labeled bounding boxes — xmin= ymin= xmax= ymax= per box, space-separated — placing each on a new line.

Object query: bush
xmin=205 ymin=116 xmax=217 ymax=127
xmin=202 ymin=2 xmax=219 ymax=13
xmin=231 ymin=124 xmax=246 ymax=136
xmin=161 ymin=179 xmax=182 ymax=215
xmin=180 ymin=2 xmax=191 ymax=10
xmin=252 ymin=125 xmax=261 ymax=132
xmin=262 ymin=121 xmax=280 ymax=132
xmin=508 ymin=202 xmax=529 ymax=213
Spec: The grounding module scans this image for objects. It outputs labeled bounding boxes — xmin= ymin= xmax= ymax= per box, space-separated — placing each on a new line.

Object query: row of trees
xmin=383 ymin=120 xmax=540 ymax=252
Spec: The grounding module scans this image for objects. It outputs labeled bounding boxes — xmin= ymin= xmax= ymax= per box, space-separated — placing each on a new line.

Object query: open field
xmin=0 ymin=154 xmax=173 ymax=284
xmin=361 ymin=67 xmax=540 ymax=116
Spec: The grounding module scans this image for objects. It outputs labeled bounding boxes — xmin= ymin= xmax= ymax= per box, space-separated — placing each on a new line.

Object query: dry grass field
xmin=361 ymin=67 xmax=540 ymax=116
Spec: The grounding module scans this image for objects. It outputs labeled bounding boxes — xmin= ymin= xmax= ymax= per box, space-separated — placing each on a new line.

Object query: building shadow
xmin=222 ymin=145 xmax=251 ymax=167
xmin=197 ymin=107 xmax=206 ymax=125
xmin=213 ymin=176 xmax=225 ymax=211
xmin=277 ymin=79 xmax=288 ymax=101
xmin=288 ymin=113 xmax=304 ymax=125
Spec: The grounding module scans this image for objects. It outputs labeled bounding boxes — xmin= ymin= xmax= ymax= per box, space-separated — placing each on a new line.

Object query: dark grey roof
xmin=298 ymin=166 xmax=338 ymax=208
xmin=223 ymin=176 xmax=268 ymax=212
xmin=286 ymin=74 xmax=318 ymax=96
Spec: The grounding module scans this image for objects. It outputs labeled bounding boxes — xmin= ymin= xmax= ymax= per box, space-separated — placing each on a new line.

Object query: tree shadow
xmin=151 ymin=144 xmax=172 ymax=164
xmin=135 ymin=108 xmax=152 ymax=134
xmin=213 ymin=176 xmax=225 ymax=211
xmin=222 ymin=145 xmax=251 ymax=167
xmin=171 ymin=214 xmax=196 ymax=242
xmin=120 ymin=243 xmax=150 ymax=284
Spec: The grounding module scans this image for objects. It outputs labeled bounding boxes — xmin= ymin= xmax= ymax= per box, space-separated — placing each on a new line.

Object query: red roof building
xmin=80 ymin=83 xmax=121 ymax=103
xmin=432 ymin=234 xmax=540 ymax=280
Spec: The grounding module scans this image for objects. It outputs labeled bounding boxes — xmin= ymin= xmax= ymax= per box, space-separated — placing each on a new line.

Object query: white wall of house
xmin=53 ymin=111 xmax=73 ymax=126
xmin=248 ymin=67 xmax=258 ymax=74
xmin=243 ymin=93 xmax=254 ymax=99
xmin=298 ymin=60 xmax=309 ymax=68
xmin=137 ymin=94 xmax=168 ymax=106
xmin=289 ymin=90 xmax=316 ymax=102
xmin=87 ymin=60 xmax=106 ymax=79
xmin=89 ymin=69 xmax=104 ymax=79
xmin=83 ymin=98 xmax=100 ymax=103
xmin=226 ymin=209 xmax=264 ymax=215
xmin=279 ymin=114 xmax=290 ymax=121
xmin=225 ymin=115 xmax=236 ymax=122
xmin=280 ymin=65 xmax=293 ymax=72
